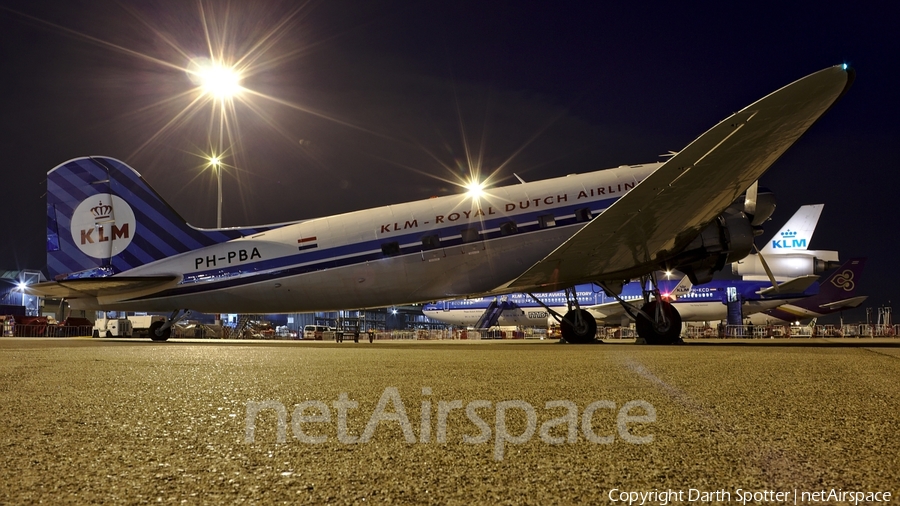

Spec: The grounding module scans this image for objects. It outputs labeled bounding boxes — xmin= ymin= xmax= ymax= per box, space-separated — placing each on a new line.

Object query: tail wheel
xmin=560 ymin=309 xmax=598 ymax=344
xmin=148 ymin=320 xmax=171 ymax=342
xmin=635 ymin=300 xmax=683 ymax=344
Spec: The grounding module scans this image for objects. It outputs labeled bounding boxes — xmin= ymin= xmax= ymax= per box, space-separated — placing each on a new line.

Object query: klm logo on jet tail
xmin=771 ymin=229 xmax=807 ymax=249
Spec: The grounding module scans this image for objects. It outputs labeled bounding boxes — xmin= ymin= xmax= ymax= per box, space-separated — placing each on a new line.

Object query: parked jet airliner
xmin=27 ymin=66 xmax=854 ymax=344
xmin=421 ymin=273 xmax=820 ymax=328
xmin=422 ymin=277 xmax=692 ymax=328
xmin=748 ymin=258 xmax=868 ymax=325
xmin=422 ymin=276 xmax=818 ymax=328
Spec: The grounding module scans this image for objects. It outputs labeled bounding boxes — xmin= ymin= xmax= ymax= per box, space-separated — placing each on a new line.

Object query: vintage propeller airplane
xmin=27 ymin=65 xmax=854 ymax=343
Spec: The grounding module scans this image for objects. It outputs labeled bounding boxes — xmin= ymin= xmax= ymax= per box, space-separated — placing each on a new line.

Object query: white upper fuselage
xmin=98 ymin=163 xmax=661 ymax=313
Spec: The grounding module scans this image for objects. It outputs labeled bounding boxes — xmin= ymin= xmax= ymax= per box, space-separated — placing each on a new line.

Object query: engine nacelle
xmin=733 ymin=252 xmax=841 ymax=280
xmin=747 ymin=190 xmax=777 ymax=226
xmin=670 ymin=208 xmax=755 ymax=285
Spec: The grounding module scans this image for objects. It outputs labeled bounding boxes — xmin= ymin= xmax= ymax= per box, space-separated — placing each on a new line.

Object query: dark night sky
xmin=1 ymin=1 xmax=896 ymax=322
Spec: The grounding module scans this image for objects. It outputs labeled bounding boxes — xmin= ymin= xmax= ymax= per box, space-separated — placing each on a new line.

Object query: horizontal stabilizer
xmin=819 ymin=295 xmax=868 ymax=311
xmin=25 ymin=275 xmax=181 ymax=300
xmin=755 ymin=275 xmax=819 ymax=296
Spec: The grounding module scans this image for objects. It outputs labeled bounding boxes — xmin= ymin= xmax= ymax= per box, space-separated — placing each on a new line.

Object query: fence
xmin=7 ymin=321 xmax=896 ymax=340
xmin=682 ymin=324 xmax=900 ymax=339
xmin=4 ymin=324 xmax=93 ymax=337
xmin=600 ymin=327 xmax=637 ymax=339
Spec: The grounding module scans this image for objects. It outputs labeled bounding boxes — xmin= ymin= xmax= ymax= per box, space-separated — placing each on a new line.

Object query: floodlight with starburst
xmin=465 ymin=180 xmax=486 ymax=199
xmin=198 ymin=62 xmax=242 ymax=100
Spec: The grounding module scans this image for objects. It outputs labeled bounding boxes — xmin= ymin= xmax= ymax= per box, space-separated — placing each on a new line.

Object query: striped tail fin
xmin=46 ymin=156 xmax=276 ymax=280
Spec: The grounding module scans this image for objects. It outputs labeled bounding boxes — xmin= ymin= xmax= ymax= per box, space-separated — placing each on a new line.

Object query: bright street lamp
xmin=189 ymin=57 xmax=243 ymax=102
xmin=200 ymin=65 xmax=241 ymax=100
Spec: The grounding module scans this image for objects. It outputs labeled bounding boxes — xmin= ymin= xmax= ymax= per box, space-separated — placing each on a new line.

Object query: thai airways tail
xmin=761 ymin=258 xmax=867 ymax=322
xmin=802 ymin=257 xmax=867 ymax=309
xmin=45 ymin=156 xmax=274 ymax=280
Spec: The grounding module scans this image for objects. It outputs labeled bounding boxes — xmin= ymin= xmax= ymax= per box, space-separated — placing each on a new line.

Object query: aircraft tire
xmin=561 ymin=309 xmax=598 ymax=344
xmin=635 ymin=301 xmax=683 ymax=344
xmin=149 ymin=321 xmax=171 ymax=342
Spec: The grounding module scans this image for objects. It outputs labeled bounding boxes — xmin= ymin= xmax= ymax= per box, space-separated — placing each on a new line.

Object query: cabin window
xmin=460 ymin=227 xmax=480 ymax=243
xmin=538 ymin=214 xmax=556 ymax=229
xmin=381 ymin=241 xmax=401 ymax=257
xmin=575 ymin=208 xmax=592 ymax=222
xmin=421 ymin=234 xmax=441 ymax=250
xmin=499 ymin=221 xmax=518 ymax=236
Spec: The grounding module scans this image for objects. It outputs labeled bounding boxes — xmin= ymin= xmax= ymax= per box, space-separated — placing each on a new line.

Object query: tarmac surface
xmin=1 ymin=337 xmax=898 ymax=505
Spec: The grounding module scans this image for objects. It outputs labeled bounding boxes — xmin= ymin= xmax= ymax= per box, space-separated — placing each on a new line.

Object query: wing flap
xmin=819 ymin=295 xmax=868 ymax=311
xmin=509 ymin=66 xmax=853 ymax=291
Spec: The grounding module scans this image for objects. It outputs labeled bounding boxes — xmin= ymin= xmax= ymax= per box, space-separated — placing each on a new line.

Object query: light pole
xmin=192 ymin=57 xmax=242 ymax=229
xmin=209 ymin=156 xmax=223 ymax=228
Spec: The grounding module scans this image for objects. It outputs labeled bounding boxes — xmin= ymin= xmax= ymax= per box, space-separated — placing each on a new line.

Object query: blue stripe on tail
xmin=47 ymin=156 xmax=281 ymax=280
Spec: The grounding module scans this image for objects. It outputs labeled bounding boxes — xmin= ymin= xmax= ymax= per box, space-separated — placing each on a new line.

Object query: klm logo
xmin=771 ymin=229 xmax=806 ymax=249
xmin=70 ymin=194 xmax=136 ymax=259
xmin=81 ymin=223 xmax=129 ymax=244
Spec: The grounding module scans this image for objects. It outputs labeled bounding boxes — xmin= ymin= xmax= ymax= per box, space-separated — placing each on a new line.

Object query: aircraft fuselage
xmin=82 ymin=164 xmax=660 ymax=312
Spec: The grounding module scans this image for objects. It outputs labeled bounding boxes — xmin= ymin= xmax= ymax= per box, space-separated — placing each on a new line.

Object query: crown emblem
xmin=780 ymin=229 xmax=797 ymax=238
xmin=90 ymin=201 xmax=112 ymax=220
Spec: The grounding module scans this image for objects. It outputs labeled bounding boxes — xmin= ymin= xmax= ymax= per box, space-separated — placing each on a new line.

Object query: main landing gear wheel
xmin=149 ymin=320 xmax=171 ymax=342
xmin=560 ymin=309 xmax=598 ymax=344
xmin=635 ymin=300 xmax=683 ymax=345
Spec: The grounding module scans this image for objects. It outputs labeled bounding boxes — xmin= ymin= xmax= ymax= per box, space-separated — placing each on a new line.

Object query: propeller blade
xmin=753 ymin=243 xmax=778 ymax=291
xmin=744 ymin=180 xmax=758 ymax=217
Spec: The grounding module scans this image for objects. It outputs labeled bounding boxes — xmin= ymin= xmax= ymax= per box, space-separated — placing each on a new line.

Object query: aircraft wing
xmin=819 ymin=295 xmax=868 ymax=311
xmin=755 ymin=275 xmax=819 ymax=297
xmin=25 ymin=276 xmax=181 ymax=302
xmin=509 ymin=66 xmax=853 ymax=291
xmin=584 ymin=300 xmax=630 ymax=321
